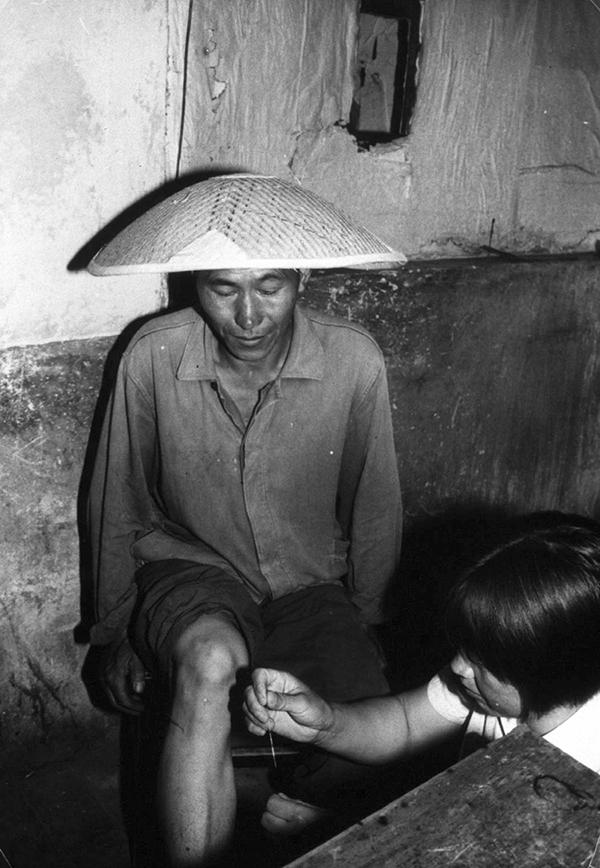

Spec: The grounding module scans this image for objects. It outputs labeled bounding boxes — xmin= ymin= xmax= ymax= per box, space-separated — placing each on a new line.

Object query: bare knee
xmin=171 ymin=615 xmax=249 ymax=695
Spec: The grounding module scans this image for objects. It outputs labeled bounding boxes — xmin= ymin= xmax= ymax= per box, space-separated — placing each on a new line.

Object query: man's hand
xmin=101 ymin=635 xmax=148 ymax=714
xmin=243 ymin=667 xmax=334 ymax=746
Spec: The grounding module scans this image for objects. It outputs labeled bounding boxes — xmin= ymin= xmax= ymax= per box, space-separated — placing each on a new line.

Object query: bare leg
xmin=157 ymin=614 xmax=249 ymax=867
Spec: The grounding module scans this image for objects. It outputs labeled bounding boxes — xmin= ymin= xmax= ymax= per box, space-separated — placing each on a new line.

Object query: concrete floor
xmin=0 ymin=705 xmax=451 ymax=867
xmin=0 ymin=721 xmax=331 ymax=868
xmin=0 ymin=631 xmax=453 ymax=867
xmin=0 ymin=725 xmax=129 ymax=868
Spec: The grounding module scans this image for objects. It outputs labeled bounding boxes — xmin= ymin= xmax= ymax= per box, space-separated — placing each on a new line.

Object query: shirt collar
xmin=543 ymin=690 xmax=600 ymax=773
xmin=176 ymin=306 xmax=324 ymax=382
xmin=176 ymin=310 xmax=216 ymax=381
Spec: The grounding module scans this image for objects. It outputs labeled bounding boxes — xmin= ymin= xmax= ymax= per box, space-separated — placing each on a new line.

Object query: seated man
xmin=85 ymin=174 xmax=404 ymax=866
xmin=245 ymin=515 xmax=600 ymax=833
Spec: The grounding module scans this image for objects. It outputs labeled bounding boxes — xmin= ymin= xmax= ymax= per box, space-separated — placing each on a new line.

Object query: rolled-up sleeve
xmin=427 ymin=672 xmax=471 ymax=724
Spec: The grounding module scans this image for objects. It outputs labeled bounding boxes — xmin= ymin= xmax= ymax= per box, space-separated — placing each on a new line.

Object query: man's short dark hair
xmin=444 ymin=517 xmax=600 ymax=715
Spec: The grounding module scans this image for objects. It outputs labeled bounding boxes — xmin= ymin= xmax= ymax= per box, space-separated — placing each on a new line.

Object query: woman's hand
xmin=243 ymin=667 xmax=335 ymax=746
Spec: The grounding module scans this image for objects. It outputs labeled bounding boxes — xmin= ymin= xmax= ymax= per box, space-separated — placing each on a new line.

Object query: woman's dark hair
xmin=444 ymin=516 xmax=600 ymax=715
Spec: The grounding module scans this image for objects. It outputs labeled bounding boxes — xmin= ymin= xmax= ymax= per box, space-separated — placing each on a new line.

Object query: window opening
xmin=349 ymin=0 xmax=421 ymax=148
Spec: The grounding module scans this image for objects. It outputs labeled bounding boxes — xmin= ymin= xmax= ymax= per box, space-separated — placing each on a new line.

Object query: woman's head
xmin=444 ymin=517 xmax=600 ymax=716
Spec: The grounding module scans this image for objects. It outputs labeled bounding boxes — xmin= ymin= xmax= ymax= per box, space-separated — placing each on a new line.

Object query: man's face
xmin=195 ymin=269 xmax=303 ymax=364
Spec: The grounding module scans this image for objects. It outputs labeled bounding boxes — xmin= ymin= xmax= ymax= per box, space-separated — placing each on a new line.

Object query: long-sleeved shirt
xmin=87 ymin=303 xmax=402 ymax=645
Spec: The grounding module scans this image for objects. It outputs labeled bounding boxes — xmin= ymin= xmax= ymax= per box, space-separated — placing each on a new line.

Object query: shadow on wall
xmin=381 ymin=505 xmax=600 ymax=692
xmin=74 ymin=271 xmax=202 ymax=641
xmin=71 ymin=171 xmax=241 ymax=655
xmin=73 ymin=268 xmax=213 ymax=714
xmin=380 ymin=502 xmax=517 ymax=690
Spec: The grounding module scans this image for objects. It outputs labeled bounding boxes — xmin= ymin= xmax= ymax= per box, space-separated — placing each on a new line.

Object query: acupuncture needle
xmin=267 ymin=728 xmax=277 ymax=768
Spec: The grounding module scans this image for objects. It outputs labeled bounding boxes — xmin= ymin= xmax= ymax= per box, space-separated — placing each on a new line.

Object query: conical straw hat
xmin=88 ymin=174 xmax=406 ymax=274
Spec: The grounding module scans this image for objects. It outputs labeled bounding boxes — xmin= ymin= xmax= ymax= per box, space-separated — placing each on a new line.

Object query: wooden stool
xmin=231 ymin=727 xmax=300 ymax=765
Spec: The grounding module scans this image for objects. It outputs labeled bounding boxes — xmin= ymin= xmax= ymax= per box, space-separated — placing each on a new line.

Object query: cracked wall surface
xmin=399 ymin=0 xmax=600 ymax=256
xmin=289 ymin=0 xmax=600 ymax=257
xmin=177 ymin=0 xmax=359 ymax=176
xmin=3 ymin=0 xmax=599 ymax=349
xmin=0 ymin=339 xmax=109 ymax=742
xmin=179 ymin=0 xmax=600 ymax=260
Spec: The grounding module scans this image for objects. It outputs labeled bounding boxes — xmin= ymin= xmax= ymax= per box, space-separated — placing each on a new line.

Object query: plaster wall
xmin=0 ymin=0 xmax=169 ymax=350
xmin=3 ymin=0 xmax=599 ymax=347
xmin=178 ymin=0 xmax=358 ymax=176
xmin=172 ymin=0 xmax=600 ymax=261
xmin=291 ymin=0 xmax=600 ymax=257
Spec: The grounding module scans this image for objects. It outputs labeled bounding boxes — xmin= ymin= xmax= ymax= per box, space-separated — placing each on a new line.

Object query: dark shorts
xmin=131 ymin=559 xmax=389 ymax=702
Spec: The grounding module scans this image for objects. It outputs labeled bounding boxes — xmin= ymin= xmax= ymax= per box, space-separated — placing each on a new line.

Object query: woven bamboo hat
xmin=87 ymin=174 xmax=405 ymax=274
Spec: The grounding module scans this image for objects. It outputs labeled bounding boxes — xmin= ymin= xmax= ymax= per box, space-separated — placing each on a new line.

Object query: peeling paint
xmin=202 ymin=28 xmax=227 ymax=106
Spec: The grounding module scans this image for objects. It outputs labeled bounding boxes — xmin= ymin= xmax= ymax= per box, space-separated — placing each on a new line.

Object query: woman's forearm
xmin=317 ymin=687 xmax=459 ymax=764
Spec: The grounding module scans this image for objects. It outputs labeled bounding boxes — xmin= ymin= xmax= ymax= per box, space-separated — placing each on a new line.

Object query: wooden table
xmin=285 ymin=727 xmax=600 ymax=867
